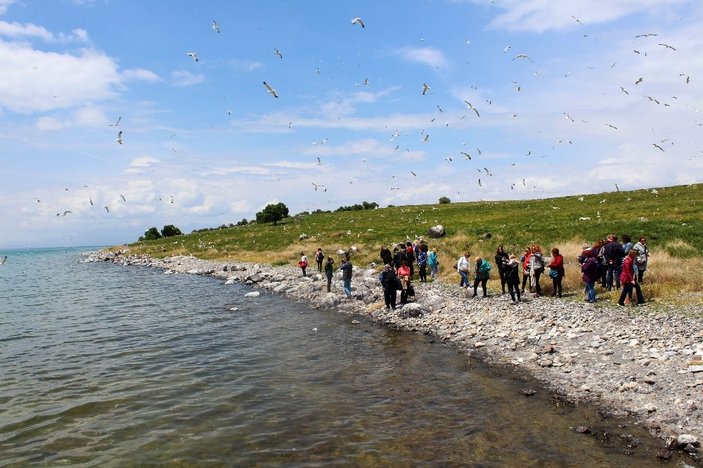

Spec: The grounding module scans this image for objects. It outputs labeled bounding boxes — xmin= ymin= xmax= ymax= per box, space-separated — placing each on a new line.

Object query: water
xmin=0 ymin=248 xmax=673 ymax=466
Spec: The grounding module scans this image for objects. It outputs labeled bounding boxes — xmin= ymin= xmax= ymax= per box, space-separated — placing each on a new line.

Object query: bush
xmin=256 ymin=202 xmax=289 ymax=225
xmin=143 ymin=227 xmax=162 ymax=240
xmin=161 ymin=224 xmax=182 ymax=237
xmin=439 ymin=197 xmax=451 ymax=204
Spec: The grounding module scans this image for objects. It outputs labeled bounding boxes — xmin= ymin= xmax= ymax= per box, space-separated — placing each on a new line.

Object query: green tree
xmin=161 ymin=224 xmax=182 ymax=237
xmin=143 ymin=227 xmax=162 ymax=240
xmin=439 ymin=196 xmax=451 ymax=204
xmin=256 ymin=202 xmax=289 ymax=225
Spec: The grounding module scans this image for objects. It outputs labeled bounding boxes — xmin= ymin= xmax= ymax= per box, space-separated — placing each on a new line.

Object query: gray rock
xmin=427 ymin=225 xmax=445 ymax=238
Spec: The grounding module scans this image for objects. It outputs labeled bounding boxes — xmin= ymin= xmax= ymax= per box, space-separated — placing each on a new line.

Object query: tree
xmin=256 ymin=202 xmax=289 ymax=225
xmin=161 ymin=224 xmax=182 ymax=237
xmin=143 ymin=227 xmax=162 ymax=240
xmin=439 ymin=196 xmax=451 ymax=204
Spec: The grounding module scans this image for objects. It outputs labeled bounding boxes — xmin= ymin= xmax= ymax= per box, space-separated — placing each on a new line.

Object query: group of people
xmin=300 ymin=233 xmax=650 ymax=308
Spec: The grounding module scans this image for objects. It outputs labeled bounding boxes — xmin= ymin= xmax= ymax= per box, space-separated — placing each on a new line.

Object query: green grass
xmin=120 ymin=183 xmax=703 ymax=305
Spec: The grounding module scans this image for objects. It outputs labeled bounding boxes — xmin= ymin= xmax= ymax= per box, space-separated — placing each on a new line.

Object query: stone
xmin=244 ymin=291 xmax=260 ymax=297
xmin=677 ymin=434 xmax=699 ymax=447
xmin=427 ymin=225 xmax=446 ymax=238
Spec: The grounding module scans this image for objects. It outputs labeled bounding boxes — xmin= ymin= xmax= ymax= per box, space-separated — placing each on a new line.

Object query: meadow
xmin=124 ymin=184 xmax=703 ymax=306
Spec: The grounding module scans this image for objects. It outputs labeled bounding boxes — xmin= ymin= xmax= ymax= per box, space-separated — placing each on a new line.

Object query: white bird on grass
xmin=351 ymin=17 xmax=365 ymax=28
xmin=263 ymin=81 xmax=278 ymax=98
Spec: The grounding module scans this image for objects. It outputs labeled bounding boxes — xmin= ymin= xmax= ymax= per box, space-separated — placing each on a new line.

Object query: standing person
xmin=380 ymin=245 xmax=393 ymax=266
xmin=504 ymin=254 xmax=521 ymax=302
xmin=622 ymin=234 xmax=633 ymax=255
xmin=417 ymin=247 xmax=428 ymax=282
xmin=428 ymin=248 xmax=439 ymax=279
xmin=315 ymin=248 xmax=325 ymax=273
xmin=472 ymin=256 xmax=491 ymax=297
xmin=393 ymin=245 xmax=405 ymax=270
xmin=529 ymin=244 xmax=545 ymax=297
xmin=324 ymin=256 xmax=334 ymax=292
xmin=594 ymin=239 xmax=608 ymax=289
xmin=397 ymin=260 xmax=411 ymax=305
xmin=547 ymin=247 xmax=565 ymax=298
xmin=581 ymin=249 xmax=599 ymax=303
xmin=298 ymin=252 xmax=308 ymax=276
xmin=405 ymin=242 xmax=415 ymax=278
xmin=380 ymin=264 xmax=398 ymax=309
xmin=494 ymin=246 xmax=509 ymax=294
xmin=632 ymin=237 xmax=649 ymax=283
xmin=340 ymin=254 xmax=353 ymax=297
xmin=618 ymin=249 xmax=645 ymax=306
xmin=520 ymin=247 xmax=532 ymax=293
xmin=457 ymin=252 xmax=471 ymax=288
xmin=604 ymin=235 xmax=624 ymax=291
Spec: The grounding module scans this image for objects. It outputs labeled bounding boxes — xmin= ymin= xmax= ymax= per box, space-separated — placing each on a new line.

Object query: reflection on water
xmin=0 ymin=249 xmax=676 ymax=466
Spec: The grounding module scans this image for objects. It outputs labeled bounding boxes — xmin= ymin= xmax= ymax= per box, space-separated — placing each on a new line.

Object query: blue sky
xmin=0 ymin=0 xmax=701 ymax=248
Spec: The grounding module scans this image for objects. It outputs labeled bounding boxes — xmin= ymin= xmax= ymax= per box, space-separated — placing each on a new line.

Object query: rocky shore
xmin=86 ymin=250 xmax=703 ymax=461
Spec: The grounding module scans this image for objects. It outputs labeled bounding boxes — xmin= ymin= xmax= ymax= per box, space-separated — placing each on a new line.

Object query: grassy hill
xmin=122 ymin=183 xmax=703 ymax=306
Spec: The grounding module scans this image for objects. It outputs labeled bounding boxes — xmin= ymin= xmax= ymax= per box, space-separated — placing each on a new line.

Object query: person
xmin=340 ymin=254 xmax=353 ymax=297
xmin=417 ymin=247 xmax=428 ymax=282
xmin=380 ymin=264 xmax=398 ymax=309
xmin=324 ymin=256 xmax=334 ymax=292
xmin=503 ymin=254 xmax=521 ymax=302
xmin=547 ymin=247 xmax=565 ymax=298
xmin=428 ymin=248 xmax=439 ymax=279
xmin=520 ymin=247 xmax=532 ymax=293
xmin=603 ymin=235 xmax=624 ymax=291
xmin=581 ymin=249 xmax=599 ymax=303
xmin=593 ymin=239 xmax=608 ymax=289
xmin=622 ymin=234 xmax=633 ymax=255
xmin=529 ymin=244 xmax=545 ymax=297
xmin=494 ymin=246 xmax=509 ymax=294
xmin=393 ymin=245 xmax=405 ymax=270
xmin=457 ymin=252 xmax=471 ymax=288
xmin=314 ymin=248 xmax=325 ymax=273
xmin=405 ymin=242 xmax=415 ymax=278
xmin=298 ymin=252 xmax=308 ymax=276
xmin=632 ymin=237 xmax=649 ymax=283
xmin=380 ymin=245 xmax=393 ymax=266
xmin=618 ymin=249 xmax=645 ymax=306
xmin=472 ymin=256 xmax=491 ymax=297
xmin=397 ymin=260 xmax=411 ymax=304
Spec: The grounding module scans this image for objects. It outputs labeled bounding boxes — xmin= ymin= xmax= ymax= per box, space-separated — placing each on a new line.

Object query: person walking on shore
xmin=428 ymin=248 xmax=439 ymax=279
xmin=340 ymin=254 xmax=353 ymax=297
xmin=472 ymin=256 xmax=491 ymax=297
xmin=632 ymin=237 xmax=649 ymax=283
xmin=547 ymin=247 xmax=565 ymax=298
xmin=417 ymin=247 xmax=428 ymax=282
xmin=380 ymin=264 xmax=398 ymax=309
xmin=504 ymin=254 xmax=521 ymax=302
xmin=457 ymin=252 xmax=471 ymax=288
xmin=324 ymin=256 xmax=334 ymax=292
xmin=315 ymin=248 xmax=325 ymax=273
xmin=604 ymin=235 xmax=624 ymax=291
xmin=529 ymin=244 xmax=545 ymax=297
xmin=581 ymin=249 xmax=599 ymax=303
xmin=494 ymin=246 xmax=509 ymax=294
xmin=520 ymin=247 xmax=532 ymax=293
xmin=380 ymin=245 xmax=393 ymax=266
xmin=298 ymin=252 xmax=308 ymax=276
xmin=397 ymin=260 xmax=411 ymax=305
xmin=618 ymin=249 xmax=645 ymax=306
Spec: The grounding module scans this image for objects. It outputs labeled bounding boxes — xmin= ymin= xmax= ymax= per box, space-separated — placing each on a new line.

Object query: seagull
xmin=263 ymin=81 xmax=278 ymax=98
xmin=109 ymin=116 xmax=121 ymax=127
xmin=615 ymin=183 xmax=620 ymax=192
xmin=652 ymin=143 xmax=665 ymax=152
xmin=116 ymin=131 xmax=123 ymax=144
xmin=605 ymin=123 xmax=618 ymax=130
xmin=463 ymin=100 xmax=480 ymax=117
xmin=57 ymin=210 xmax=72 ymax=216
xmin=635 ymin=33 xmax=658 ymax=38
xmin=120 ymin=194 xmax=126 ymax=202
xmin=410 ymin=171 xmax=417 ymax=177
xmin=422 ymin=83 xmax=430 ymax=95
xmin=503 ymin=45 xmax=511 ymax=53
xmin=274 ymin=48 xmax=283 ymax=59
xmin=104 ymin=206 xmax=110 ymax=213
xmin=570 ymin=15 xmax=583 ymax=26
xmin=186 ymin=52 xmax=199 ymax=62
xmin=460 ymin=151 xmax=471 ymax=160
xmin=316 ymin=157 xmax=321 ymax=165
xmin=422 ymin=134 xmax=429 ymax=143
xmin=620 ymin=86 xmax=629 ymax=95
xmin=658 ymin=43 xmax=676 ymax=50
xmin=212 ymin=20 xmax=220 ymax=33
xmin=312 ymin=182 xmax=326 ymax=191
xmin=635 ymin=77 xmax=644 ymax=85
xmin=89 ymin=198 xmax=94 ymax=206
xmin=478 ymin=179 xmax=482 ymax=187
xmin=513 ymin=53 xmax=534 ymax=62
xmin=351 ymin=17 xmax=365 ymax=28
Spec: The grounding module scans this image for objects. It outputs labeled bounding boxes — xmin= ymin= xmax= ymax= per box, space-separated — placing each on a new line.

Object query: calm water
xmin=0 ymin=248 xmax=672 ymax=466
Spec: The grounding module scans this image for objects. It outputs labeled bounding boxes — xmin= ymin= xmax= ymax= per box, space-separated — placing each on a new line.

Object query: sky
xmin=0 ymin=0 xmax=701 ymax=248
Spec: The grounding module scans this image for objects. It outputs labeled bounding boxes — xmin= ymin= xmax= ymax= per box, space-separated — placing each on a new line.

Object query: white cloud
xmin=35 ymin=116 xmax=66 ymax=130
xmin=0 ymin=21 xmax=53 ymax=40
xmin=126 ymin=156 xmax=160 ymax=174
xmin=171 ymin=70 xmax=205 ymax=87
xmin=0 ymin=0 xmax=15 ymax=15
xmin=396 ymin=46 xmax=449 ymax=69
xmin=122 ymin=68 xmax=160 ymax=82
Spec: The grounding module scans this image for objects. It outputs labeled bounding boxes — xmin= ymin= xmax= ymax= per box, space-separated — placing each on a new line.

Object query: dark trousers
xmin=317 ymin=261 xmax=323 ymax=272
xmin=498 ymin=270 xmax=506 ymax=293
xmin=551 ymin=276 xmax=562 ymax=297
xmin=521 ymin=271 xmax=530 ymax=292
xmin=473 ymin=278 xmax=487 ymax=297
xmin=419 ymin=264 xmax=427 ymax=282
xmin=326 ymin=276 xmax=332 ymax=292
xmin=508 ymin=282 xmax=520 ymax=301
xmin=400 ymin=288 xmax=409 ymax=304
xmin=383 ymin=287 xmax=397 ymax=309
xmin=606 ymin=264 xmax=621 ymax=289
xmin=637 ymin=269 xmax=645 ymax=283
xmin=533 ymin=269 xmax=543 ymax=295
xmin=619 ymin=282 xmax=644 ymax=305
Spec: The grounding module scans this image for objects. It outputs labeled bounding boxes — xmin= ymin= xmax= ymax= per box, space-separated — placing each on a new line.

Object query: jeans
xmin=459 ymin=270 xmax=469 ymax=287
xmin=430 ymin=263 xmax=438 ymax=277
xmin=584 ymin=281 xmax=596 ymax=303
xmin=343 ymin=279 xmax=352 ymax=297
xmin=533 ymin=269 xmax=543 ymax=295
xmin=618 ymin=282 xmax=644 ymax=305
xmin=606 ymin=264 xmax=621 ymax=289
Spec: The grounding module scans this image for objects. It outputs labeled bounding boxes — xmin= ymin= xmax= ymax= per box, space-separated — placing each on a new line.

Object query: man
xmin=340 ymin=254 xmax=353 ymax=297
xmin=603 ymin=234 xmax=624 ymax=290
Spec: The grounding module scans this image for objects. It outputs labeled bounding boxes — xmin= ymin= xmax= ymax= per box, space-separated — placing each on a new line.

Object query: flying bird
xmin=212 ymin=20 xmax=220 ymax=33
xmin=652 ymin=143 xmax=665 ymax=152
xmin=120 ymin=194 xmax=126 ymax=202
xmin=513 ymin=53 xmax=534 ymax=62
xmin=422 ymin=134 xmax=429 ymax=143
xmin=410 ymin=171 xmax=416 ymax=177
xmin=116 ymin=131 xmax=123 ymax=144
xmin=460 ymin=151 xmax=471 ymax=160
xmin=274 ymin=48 xmax=283 ymax=59
xmin=109 ymin=116 xmax=121 ymax=127
xmin=89 ymin=198 xmax=94 ymax=206
xmin=620 ymin=86 xmax=629 ymax=95
xmin=570 ymin=15 xmax=583 ymax=26
xmin=311 ymin=182 xmax=326 ymax=191
xmin=263 ymin=81 xmax=279 ymax=98
xmin=186 ymin=52 xmax=199 ymax=62
xmin=658 ymin=43 xmax=676 ymax=50
xmin=351 ymin=17 xmax=365 ymax=28
xmin=635 ymin=77 xmax=644 ymax=85
xmin=463 ymin=100 xmax=480 ymax=117
xmin=422 ymin=83 xmax=430 ymax=95
xmin=104 ymin=206 xmax=110 ymax=213
xmin=56 ymin=210 xmax=72 ymax=216
xmin=605 ymin=123 xmax=618 ymax=130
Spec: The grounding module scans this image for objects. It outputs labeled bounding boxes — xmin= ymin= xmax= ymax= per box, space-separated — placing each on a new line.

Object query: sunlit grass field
xmin=122 ymin=184 xmax=703 ymax=306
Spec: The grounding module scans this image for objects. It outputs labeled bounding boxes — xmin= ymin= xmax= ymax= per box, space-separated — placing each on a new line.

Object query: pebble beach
xmin=88 ymin=249 xmax=703 ymax=462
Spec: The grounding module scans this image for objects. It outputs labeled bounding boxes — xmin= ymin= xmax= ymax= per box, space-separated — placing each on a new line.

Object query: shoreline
xmin=86 ymin=250 xmax=703 ymax=459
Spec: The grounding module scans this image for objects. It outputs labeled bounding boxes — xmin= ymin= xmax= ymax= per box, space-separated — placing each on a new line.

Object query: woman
xmin=472 ymin=256 xmax=491 ymax=297
xmin=397 ymin=260 xmax=411 ymax=304
xmin=547 ymin=247 xmax=565 ymax=298
xmin=503 ymin=254 xmax=521 ymax=302
xmin=618 ymin=249 xmax=645 ymax=306
xmin=314 ymin=247 xmax=325 ymax=272
xmin=632 ymin=237 xmax=649 ymax=283
xmin=494 ymin=246 xmax=509 ymax=294
xmin=428 ymin=248 xmax=439 ymax=279
xmin=520 ymin=247 xmax=532 ymax=293
xmin=581 ymin=249 xmax=599 ymax=303
xmin=457 ymin=252 xmax=471 ymax=288
xmin=417 ymin=247 xmax=428 ymax=282
xmin=380 ymin=264 xmax=398 ymax=309
xmin=324 ymin=256 xmax=334 ymax=292
xmin=529 ymin=244 xmax=545 ymax=297
xmin=298 ymin=252 xmax=308 ymax=276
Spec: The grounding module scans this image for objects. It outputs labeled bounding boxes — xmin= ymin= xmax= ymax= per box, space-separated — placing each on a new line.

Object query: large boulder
xmin=427 ymin=225 xmax=446 ymax=238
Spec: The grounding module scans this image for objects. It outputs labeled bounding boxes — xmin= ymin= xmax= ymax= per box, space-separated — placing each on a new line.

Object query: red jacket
xmin=620 ymin=256 xmax=635 ymax=284
xmin=547 ymin=254 xmax=565 ymax=276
